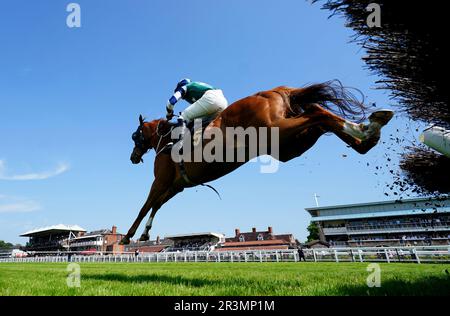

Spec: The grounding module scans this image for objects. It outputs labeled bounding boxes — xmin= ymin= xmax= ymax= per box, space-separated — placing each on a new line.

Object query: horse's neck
xmin=152 ymin=135 xmax=171 ymax=153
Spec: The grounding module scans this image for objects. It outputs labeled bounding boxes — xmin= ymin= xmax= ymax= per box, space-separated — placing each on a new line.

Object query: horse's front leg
xmin=139 ymin=186 xmax=183 ymax=241
xmin=120 ymin=180 xmax=170 ymax=245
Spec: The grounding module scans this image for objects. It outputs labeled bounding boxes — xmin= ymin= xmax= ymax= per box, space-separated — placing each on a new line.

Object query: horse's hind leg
xmin=279 ymin=104 xmax=393 ymax=154
xmin=279 ymin=126 xmax=326 ymax=162
xmin=313 ymin=106 xmax=394 ymax=154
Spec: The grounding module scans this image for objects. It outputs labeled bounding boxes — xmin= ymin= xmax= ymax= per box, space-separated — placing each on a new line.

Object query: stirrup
xmin=160 ymin=142 xmax=174 ymax=154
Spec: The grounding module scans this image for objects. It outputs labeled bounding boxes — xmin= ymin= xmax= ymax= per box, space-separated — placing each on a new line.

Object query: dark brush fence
xmin=399 ymin=147 xmax=450 ymax=194
xmin=317 ymin=0 xmax=448 ymax=127
xmin=316 ymin=0 xmax=449 ymax=193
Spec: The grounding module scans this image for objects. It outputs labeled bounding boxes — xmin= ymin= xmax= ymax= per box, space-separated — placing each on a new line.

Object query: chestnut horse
xmin=120 ymin=81 xmax=393 ymax=244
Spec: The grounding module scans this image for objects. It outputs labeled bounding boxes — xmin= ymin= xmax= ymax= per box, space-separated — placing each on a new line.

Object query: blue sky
xmin=0 ymin=0 xmax=421 ymax=244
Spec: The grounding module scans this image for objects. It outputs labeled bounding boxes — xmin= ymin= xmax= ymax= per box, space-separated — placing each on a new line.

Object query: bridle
xmin=132 ymin=125 xmax=149 ymax=155
xmin=131 ymin=117 xmax=221 ymax=199
xmin=132 ymin=120 xmax=174 ymax=157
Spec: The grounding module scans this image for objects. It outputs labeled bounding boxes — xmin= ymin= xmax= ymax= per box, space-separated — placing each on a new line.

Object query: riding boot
xmin=176 ymin=118 xmax=187 ymax=155
xmin=164 ymin=118 xmax=186 ymax=153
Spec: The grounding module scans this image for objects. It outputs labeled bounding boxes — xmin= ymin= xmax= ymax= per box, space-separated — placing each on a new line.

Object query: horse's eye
xmin=132 ymin=133 xmax=137 ymax=140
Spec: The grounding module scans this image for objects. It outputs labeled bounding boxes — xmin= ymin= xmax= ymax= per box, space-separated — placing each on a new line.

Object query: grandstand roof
xmin=20 ymin=224 xmax=86 ymax=237
xmin=311 ymin=208 xmax=450 ymax=222
xmin=305 ymin=196 xmax=449 ymax=213
xmin=165 ymin=232 xmax=224 ymax=240
xmin=306 ymin=196 xmax=450 ymax=221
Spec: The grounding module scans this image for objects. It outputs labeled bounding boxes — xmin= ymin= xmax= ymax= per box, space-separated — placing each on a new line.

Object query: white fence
xmin=1 ymin=246 xmax=449 ymax=264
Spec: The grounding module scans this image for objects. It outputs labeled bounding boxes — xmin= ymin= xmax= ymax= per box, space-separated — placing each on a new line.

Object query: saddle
xmin=162 ymin=114 xmax=218 ymax=154
xmin=186 ymin=114 xmax=217 ymax=136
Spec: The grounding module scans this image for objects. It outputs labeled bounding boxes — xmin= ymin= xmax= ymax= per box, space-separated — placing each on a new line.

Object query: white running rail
xmin=0 ymin=246 xmax=449 ymax=264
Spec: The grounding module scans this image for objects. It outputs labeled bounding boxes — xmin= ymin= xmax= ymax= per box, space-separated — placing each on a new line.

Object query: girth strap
xmin=178 ymin=160 xmax=221 ymax=199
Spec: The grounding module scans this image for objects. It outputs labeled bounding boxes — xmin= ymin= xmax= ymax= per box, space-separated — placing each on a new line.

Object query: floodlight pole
xmin=314 ymin=193 xmax=320 ymax=207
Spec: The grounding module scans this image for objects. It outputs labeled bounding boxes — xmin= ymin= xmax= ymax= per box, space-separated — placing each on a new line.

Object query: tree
xmin=0 ymin=240 xmax=14 ymax=249
xmin=306 ymin=222 xmax=319 ymax=242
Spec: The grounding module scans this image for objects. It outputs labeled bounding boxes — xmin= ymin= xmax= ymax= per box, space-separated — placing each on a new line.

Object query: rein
xmin=154 ymin=120 xmax=174 ymax=156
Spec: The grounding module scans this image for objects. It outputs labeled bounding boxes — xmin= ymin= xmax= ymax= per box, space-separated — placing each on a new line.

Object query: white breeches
xmin=181 ymin=89 xmax=228 ymax=122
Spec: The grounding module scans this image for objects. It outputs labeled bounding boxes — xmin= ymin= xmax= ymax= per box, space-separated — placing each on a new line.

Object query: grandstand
xmin=124 ymin=236 xmax=173 ymax=253
xmin=306 ymin=196 xmax=450 ymax=247
xmin=20 ymin=224 xmax=86 ymax=251
xmin=164 ymin=232 xmax=225 ymax=252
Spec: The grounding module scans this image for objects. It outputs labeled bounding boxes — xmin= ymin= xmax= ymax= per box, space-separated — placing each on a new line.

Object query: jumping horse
xmin=120 ymin=80 xmax=393 ymax=244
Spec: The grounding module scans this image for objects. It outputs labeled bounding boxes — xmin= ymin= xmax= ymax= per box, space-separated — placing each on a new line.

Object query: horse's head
xmin=130 ymin=115 xmax=172 ymax=164
xmin=130 ymin=115 xmax=154 ymax=164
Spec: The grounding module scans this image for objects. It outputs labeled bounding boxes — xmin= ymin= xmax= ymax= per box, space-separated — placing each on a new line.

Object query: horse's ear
xmin=139 ymin=115 xmax=144 ymax=126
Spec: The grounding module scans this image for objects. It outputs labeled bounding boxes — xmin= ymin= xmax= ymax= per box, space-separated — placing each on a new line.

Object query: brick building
xmin=218 ymin=226 xmax=297 ymax=251
xmin=68 ymin=226 xmax=125 ymax=253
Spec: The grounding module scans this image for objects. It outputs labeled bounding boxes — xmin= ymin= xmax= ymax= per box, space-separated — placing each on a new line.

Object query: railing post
xmin=358 ymin=249 xmax=363 ymax=263
xmin=413 ymin=248 xmax=421 ymax=264
xmin=384 ymin=249 xmax=390 ymax=263
xmin=312 ymin=249 xmax=317 ymax=262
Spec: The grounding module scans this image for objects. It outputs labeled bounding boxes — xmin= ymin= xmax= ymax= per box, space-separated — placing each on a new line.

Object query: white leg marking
xmin=343 ymin=122 xmax=366 ymax=140
xmin=143 ymin=216 xmax=154 ymax=234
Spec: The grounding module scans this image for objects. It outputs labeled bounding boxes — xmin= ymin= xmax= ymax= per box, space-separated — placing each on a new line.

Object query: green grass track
xmin=1 ymin=262 xmax=449 ymax=296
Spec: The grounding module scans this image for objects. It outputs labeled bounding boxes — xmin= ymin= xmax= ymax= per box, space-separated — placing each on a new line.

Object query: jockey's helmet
xmin=175 ymin=78 xmax=191 ymax=92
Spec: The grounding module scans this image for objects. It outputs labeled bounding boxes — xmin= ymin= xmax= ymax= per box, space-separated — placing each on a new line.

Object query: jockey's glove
xmin=166 ymin=108 xmax=174 ymax=121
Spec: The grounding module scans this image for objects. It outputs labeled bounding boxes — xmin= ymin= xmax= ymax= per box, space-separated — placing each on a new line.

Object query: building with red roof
xmin=217 ymin=226 xmax=297 ymax=251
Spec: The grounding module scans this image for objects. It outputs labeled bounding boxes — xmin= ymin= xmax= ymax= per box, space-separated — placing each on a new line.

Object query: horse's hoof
xmin=139 ymin=234 xmax=149 ymax=242
xmin=369 ymin=110 xmax=394 ymax=126
xmin=119 ymin=237 xmax=130 ymax=245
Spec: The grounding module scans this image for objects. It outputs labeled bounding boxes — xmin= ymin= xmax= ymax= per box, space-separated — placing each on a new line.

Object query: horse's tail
xmin=289 ymin=80 xmax=369 ymax=122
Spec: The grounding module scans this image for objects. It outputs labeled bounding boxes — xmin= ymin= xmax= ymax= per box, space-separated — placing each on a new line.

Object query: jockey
xmin=165 ymin=78 xmax=228 ymax=149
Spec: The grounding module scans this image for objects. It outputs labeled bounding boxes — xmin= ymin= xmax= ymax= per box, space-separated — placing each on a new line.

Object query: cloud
xmin=0 ymin=195 xmax=41 ymax=213
xmin=0 ymin=160 xmax=70 ymax=181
